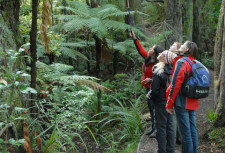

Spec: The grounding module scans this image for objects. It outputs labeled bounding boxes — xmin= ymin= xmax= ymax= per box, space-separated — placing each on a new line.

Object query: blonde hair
xmin=174 ymin=42 xmax=181 ymax=49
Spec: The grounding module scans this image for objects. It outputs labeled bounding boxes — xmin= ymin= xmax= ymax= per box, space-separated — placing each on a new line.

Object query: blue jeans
xmin=174 ymin=106 xmax=198 ymax=153
xmin=146 ymin=88 xmax=155 ymax=130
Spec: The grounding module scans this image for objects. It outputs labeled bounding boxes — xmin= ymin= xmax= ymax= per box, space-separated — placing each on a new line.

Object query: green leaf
xmin=17 ymin=139 xmax=26 ymax=144
xmin=21 ymin=73 xmax=30 ymax=77
xmin=20 ymin=87 xmax=37 ymax=94
xmin=0 ymin=83 xmax=6 ymax=89
xmin=20 ymin=84 xmax=27 ymax=90
xmin=15 ymin=107 xmax=28 ymax=112
xmin=9 ymin=138 xmax=16 ymax=145
xmin=0 ymin=138 xmax=4 ymax=143
xmin=14 ymin=116 xmax=27 ymax=120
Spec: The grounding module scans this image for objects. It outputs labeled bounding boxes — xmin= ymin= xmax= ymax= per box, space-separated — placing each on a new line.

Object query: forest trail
xmin=137 ymin=69 xmax=215 ymax=153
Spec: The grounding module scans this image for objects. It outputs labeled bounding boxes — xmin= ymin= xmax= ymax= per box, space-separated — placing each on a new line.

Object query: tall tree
xmin=30 ymin=0 xmax=38 ymax=113
xmin=164 ymin=0 xmax=182 ymax=48
xmin=214 ymin=0 xmax=225 ymax=127
xmin=183 ymin=0 xmax=193 ymax=41
xmin=192 ymin=0 xmax=200 ymax=46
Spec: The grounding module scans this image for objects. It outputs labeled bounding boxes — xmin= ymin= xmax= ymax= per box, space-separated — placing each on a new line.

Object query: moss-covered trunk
xmin=214 ymin=0 xmax=225 ymax=127
xmin=0 ymin=0 xmax=21 ymax=49
xmin=214 ymin=0 xmax=224 ymax=109
xmin=182 ymin=0 xmax=193 ymax=40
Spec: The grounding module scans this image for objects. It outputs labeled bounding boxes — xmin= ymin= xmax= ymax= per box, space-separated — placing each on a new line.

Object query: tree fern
xmin=97 ymin=4 xmax=135 ymax=19
xmin=59 ymin=46 xmax=88 ymax=60
xmin=50 ymin=63 xmax=74 ymax=73
xmin=54 ymin=1 xmax=146 ymax=40
xmin=88 ymin=17 xmax=108 ymax=38
xmin=36 ymin=61 xmax=110 ymax=92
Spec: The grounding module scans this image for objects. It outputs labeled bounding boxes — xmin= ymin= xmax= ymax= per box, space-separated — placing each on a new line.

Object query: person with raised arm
xmin=131 ymin=31 xmax=163 ymax=137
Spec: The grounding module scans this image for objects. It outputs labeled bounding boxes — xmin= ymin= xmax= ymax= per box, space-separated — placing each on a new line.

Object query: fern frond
xmin=98 ymin=4 xmax=134 ymax=19
xmin=67 ymin=1 xmax=90 ymax=14
xmin=37 ymin=44 xmax=46 ymax=58
xmin=56 ymin=6 xmax=90 ymax=18
xmin=59 ymin=46 xmax=88 ymax=60
xmin=50 ymin=63 xmax=74 ymax=73
xmin=63 ymin=18 xmax=87 ymax=32
xmin=60 ymin=75 xmax=112 ymax=92
xmin=87 ymin=17 xmax=108 ymax=39
xmin=50 ymin=23 xmax=65 ymax=31
xmin=53 ymin=14 xmax=77 ymax=21
xmin=60 ymin=42 xmax=86 ymax=48
xmin=114 ymin=40 xmax=136 ymax=54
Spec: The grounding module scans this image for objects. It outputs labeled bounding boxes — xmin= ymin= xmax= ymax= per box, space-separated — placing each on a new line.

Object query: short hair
xmin=185 ymin=41 xmax=198 ymax=58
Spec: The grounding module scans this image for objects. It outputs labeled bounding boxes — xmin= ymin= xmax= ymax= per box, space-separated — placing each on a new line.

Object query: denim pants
xmin=174 ymin=106 xmax=198 ymax=153
xmin=155 ymin=104 xmax=175 ymax=153
xmin=146 ymin=88 xmax=155 ymax=130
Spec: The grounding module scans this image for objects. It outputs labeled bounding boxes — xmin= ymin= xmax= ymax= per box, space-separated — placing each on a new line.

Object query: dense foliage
xmin=0 ymin=0 xmax=222 ymax=152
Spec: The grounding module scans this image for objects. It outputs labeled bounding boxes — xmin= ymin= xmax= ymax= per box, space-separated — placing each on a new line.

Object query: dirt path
xmin=137 ymin=69 xmax=216 ymax=153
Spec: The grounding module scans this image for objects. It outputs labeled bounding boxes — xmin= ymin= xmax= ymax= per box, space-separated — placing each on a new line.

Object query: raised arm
xmin=131 ymin=31 xmax=148 ymax=58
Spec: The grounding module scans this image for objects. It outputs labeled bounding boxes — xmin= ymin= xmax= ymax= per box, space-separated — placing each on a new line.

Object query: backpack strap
xmin=183 ymin=57 xmax=193 ymax=66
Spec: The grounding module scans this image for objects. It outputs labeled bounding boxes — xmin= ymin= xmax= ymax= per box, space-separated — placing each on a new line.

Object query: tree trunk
xmin=86 ymin=0 xmax=90 ymax=6
xmin=214 ymin=1 xmax=224 ymax=109
xmin=30 ymin=0 xmax=38 ymax=113
xmin=214 ymin=0 xmax=225 ymax=127
xmin=94 ymin=35 xmax=102 ymax=78
xmin=86 ymin=33 xmax=90 ymax=74
xmin=0 ymin=0 xmax=21 ymax=49
xmin=113 ymin=50 xmax=118 ymax=75
xmin=164 ymin=0 xmax=182 ymax=48
xmin=182 ymin=0 xmax=193 ymax=41
xmin=192 ymin=0 xmax=200 ymax=45
xmin=91 ymin=0 xmax=97 ymax=8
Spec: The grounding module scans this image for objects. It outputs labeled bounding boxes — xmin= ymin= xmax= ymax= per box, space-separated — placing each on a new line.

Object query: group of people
xmin=131 ymin=31 xmax=199 ymax=153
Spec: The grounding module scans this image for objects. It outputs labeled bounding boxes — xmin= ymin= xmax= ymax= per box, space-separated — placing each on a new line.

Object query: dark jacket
xmin=166 ymin=55 xmax=199 ymax=110
xmin=134 ymin=39 xmax=155 ymax=89
xmin=149 ymin=62 xmax=172 ymax=106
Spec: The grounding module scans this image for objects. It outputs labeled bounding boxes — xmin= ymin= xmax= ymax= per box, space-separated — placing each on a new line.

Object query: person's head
xmin=179 ymin=41 xmax=198 ymax=58
xmin=169 ymin=42 xmax=181 ymax=54
xmin=157 ymin=50 xmax=177 ymax=64
xmin=148 ymin=45 xmax=163 ymax=62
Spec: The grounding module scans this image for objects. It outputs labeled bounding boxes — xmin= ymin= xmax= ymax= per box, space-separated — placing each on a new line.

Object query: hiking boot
xmin=145 ymin=127 xmax=155 ymax=135
xmin=149 ymin=129 xmax=157 ymax=138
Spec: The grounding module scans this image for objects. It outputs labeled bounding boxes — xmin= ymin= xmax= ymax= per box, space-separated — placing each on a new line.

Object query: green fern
xmin=36 ymin=61 xmax=111 ymax=92
xmin=59 ymin=46 xmax=88 ymax=60
xmin=55 ymin=1 xmax=146 ymax=39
